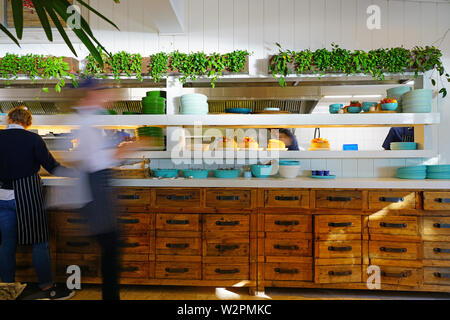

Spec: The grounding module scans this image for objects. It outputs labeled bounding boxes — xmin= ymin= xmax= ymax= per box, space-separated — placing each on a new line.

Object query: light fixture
xmin=405 ymin=80 xmax=415 ymax=86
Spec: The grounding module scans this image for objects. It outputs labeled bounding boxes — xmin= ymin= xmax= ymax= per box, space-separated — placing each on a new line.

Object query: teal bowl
xmin=362 ymin=102 xmax=377 ymax=112
xmin=279 ymin=160 xmax=300 ymax=166
xmin=426 ymin=172 xmax=450 ymax=179
xmin=397 ymin=173 xmax=426 ymax=180
xmin=329 ymin=104 xmax=343 ymax=114
xmin=182 ymin=169 xmax=209 ymax=179
xmin=213 ymin=169 xmax=240 ymax=179
xmin=226 ymin=108 xmax=252 ymax=114
xmin=387 ymin=86 xmax=411 ymax=96
xmin=402 ymin=89 xmax=432 ymax=101
xmin=152 ymin=169 xmax=178 ymax=178
xmin=381 ymin=102 xmax=398 ymax=111
xmin=426 ymin=165 xmax=450 ymax=173
xmin=347 ymin=106 xmax=362 ymax=113
xmin=251 ymin=164 xmax=273 ymax=178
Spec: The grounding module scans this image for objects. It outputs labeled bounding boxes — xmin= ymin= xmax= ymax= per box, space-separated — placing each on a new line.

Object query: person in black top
xmin=0 ymin=107 xmax=75 ymax=300
xmin=382 ymin=127 xmax=415 ymax=150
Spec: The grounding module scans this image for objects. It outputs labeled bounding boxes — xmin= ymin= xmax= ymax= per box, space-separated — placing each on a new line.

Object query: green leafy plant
xmin=270 ymin=44 xmax=449 ymax=97
xmin=110 ymin=51 xmax=143 ymax=81
xmin=149 ymin=52 xmax=169 ymax=83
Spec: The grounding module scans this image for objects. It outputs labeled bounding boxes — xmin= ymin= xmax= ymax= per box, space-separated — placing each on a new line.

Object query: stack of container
xmin=180 ymin=94 xmax=209 ymax=114
xmin=401 ymin=89 xmax=432 ymax=113
xmin=426 ymin=165 xmax=450 ymax=179
xmin=142 ymin=91 xmax=166 ymax=114
xmin=136 ymin=126 xmax=165 ymax=150
xmin=386 ymin=86 xmax=411 ymax=112
xmin=396 ymin=165 xmax=427 ymax=179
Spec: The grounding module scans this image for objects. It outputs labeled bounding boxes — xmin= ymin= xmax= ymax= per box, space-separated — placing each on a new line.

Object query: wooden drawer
xmin=56 ymin=255 xmax=100 ymax=278
xmin=265 ymin=238 xmax=312 ymax=257
xmin=424 ymin=241 xmax=450 ymax=260
xmin=368 ymin=216 xmax=418 ymax=236
xmin=204 ymin=214 xmax=249 ymax=233
xmin=368 ymin=191 xmax=416 ymax=210
xmin=369 ymin=241 xmax=420 ymax=260
xmin=205 ymin=239 xmax=249 ymax=257
xmin=114 ymin=188 xmax=151 ymax=206
xmin=156 ymin=237 xmax=201 ymax=256
xmin=203 ymin=264 xmax=249 ymax=280
xmin=120 ymin=262 xmax=150 ymax=279
xmin=155 ymin=262 xmax=201 ymax=280
xmin=264 ymin=263 xmax=313 ymax=281
xmin=315 ymin=190 xmax=363 ymax=209
xmin=205 ymin=189 xmax=251 ymax=209
xmin=265 ymin=214 xmax=311 ymax=233
xmin=264 ymin=190 xmax=309 ymax=208
xmin=53 ymin=213 xmax=90 ymax=235
xmin=315 ymin=215 xmax=362 ymax=234
xmin=315 ymin=265 xmax=361 ymax=284
xmin=155 ymin=189 xmax=201 ymax=208
xmin=15 ymin=254 xmax=35 ymax=279
xmin=118 ymin=236 xmax=150 ymax=255
xmin=56 ymin=236 xmax=99 ymax=254
xmin=424 ymin=267 xmax=450 ymax=285
xmin=376 ymin=266 xmax=421 ymax=287
xmin=424 ymin=192 xmax=450 ymax=211
xmin=156 ymin=213 xmax=200 ymax=232
xmin=423 ymin=217 xmax=450 ymax=236
xmin=315 ymin=240 xmax=362 ymax=259
xmin=117 ymin=213 xmax=152 ymax=235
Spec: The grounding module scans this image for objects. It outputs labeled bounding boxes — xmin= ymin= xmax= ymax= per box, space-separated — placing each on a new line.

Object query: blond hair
xmin=7 ymin=106 xmax=32 ymax=128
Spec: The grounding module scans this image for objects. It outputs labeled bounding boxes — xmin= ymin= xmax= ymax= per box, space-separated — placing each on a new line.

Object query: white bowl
xmin=279 ymin=165 xmax=300 ymax=179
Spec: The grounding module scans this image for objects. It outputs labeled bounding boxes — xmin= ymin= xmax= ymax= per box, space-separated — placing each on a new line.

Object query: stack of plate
xmin=142 ymin=91 xmax=166 ymax=114
xmin=426 ymin=165 xmax=450 ymax=179
xmin=387 ymin=86 xmax=411 ymax=112
xmin=390 ymin=142 xmax=417 ymax=150
xmin=136 ymin=126 xmax=165 ymax=150
xmin=180 ymin=94 xmax=209 ymax=115
xmin=397 ymin=165 xmax=427 ymax=179
xmin=402 ymin=89 xmax=432 ymax=113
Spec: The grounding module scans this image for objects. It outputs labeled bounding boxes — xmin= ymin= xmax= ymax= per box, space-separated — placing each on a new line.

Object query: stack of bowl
xmin=390 ymin=142 xmax=417 ymax=150
xmin=182 ymin=169 xmax=210 ymax=179
xmin=142 ymin=91 xmax=166 ymax=114
xmin=251 ymin=164 xmax=273 ymax=178
xmin=136 ymin=126 xmax=165 ymax=150
xmin=387 ymin=86 xmax=411 ymax=112
xmin=278 ymin=160 xmax=301 ymax=179
xmin=397 ymin=165 xmax=427 ymax=179
xmin=180 ymin=94 xmax=209 ymax=114
xmin=426 ymin=165 xmax=450 ymax=179
xmin=401 ymin=89 xmax=432 ymax=113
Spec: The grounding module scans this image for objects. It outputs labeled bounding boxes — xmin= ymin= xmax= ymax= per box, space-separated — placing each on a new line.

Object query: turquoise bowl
xmin=329 ymin=104 xmax=343 ymax=114
xmin=279 ymin=160 xmax=300 ymax=166
xmin=397 ymin=173 xmax=426 ymax=179
xmin=226 ymin=108 xmax=252 ymax=114
xmin=387 ymin=86 xmax=411 ymax=97
xmin=402 ymin=89 xmax=432 ymax=101
xmin=362 ymin=102 xmax=377 ymax=112
xmin=182 ymin=169 xmax=209 ymax=179
xmin=426 ymin=172 xmax=450 ymax=179
xmin=213 ymin=169 xmax=240 ymax=179
xmin=427 ymin=165 xmax=450 ymax=173
xmin=381 ymin=102 xmax=398 ymax=111
xmin=251 ymin=164 xmax=273 ymax=178
xmin=152 ymin=169 xmax=178 ymax=178
xmin=347 ymin=106 xmax=362 ymax=113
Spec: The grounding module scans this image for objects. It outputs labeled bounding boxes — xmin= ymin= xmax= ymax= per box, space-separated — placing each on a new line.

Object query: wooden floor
xmin=71 ymin=285 xmax=450 ymax=300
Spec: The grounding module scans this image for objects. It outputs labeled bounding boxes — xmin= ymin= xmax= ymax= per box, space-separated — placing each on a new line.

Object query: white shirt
xmin=0 ymin=124 xmax=25 ymax=200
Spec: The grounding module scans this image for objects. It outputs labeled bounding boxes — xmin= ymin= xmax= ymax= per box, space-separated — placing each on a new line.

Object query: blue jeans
xmin=0 ymin=199 xmax=53 ymax=289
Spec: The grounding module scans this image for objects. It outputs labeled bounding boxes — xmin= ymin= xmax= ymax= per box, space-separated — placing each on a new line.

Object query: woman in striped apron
xmin=0 ymin=107 xmax=75 ymax=300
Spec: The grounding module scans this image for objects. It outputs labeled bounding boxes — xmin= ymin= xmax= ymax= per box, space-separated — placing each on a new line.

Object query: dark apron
xmin=12 ymin=174 xmax=49 ymax=245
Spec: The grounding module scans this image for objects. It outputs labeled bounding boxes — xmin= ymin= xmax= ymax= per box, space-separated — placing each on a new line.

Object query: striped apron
xmin=12 ymin=174 xmax=48 ymax=245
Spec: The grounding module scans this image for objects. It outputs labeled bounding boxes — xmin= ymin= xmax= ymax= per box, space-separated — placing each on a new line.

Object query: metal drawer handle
xmin=274 ymin=244 xmax=299 ymax=250
xmin=215 ymin=268 xmax=240 ymax=274
xmin=166 ymin=195 xmax=192 ymax=201
xmin=119 ymin=242 xmax=140 ymax=248
xmin=328 ymin=222 xmax=352 ymax=227
xmin=166 ymin=219 xmax=189 ymax=225
xmin=166 ymin=243 xmax=189 ymax=249
xmin=381 ymin=271 xmax=411 ymax=278
xmin=275 ymin=268 xmax=298 ymax=274
xmin=215 ymin=244 xmax=239 ymax=251
xmin=216 ymin=221 xmax=240 ymax=226
xmin=165 ymin=267 xmax=189 ymax=273
xmin=66 ymin=218 xmax=88 ymax=224
xmin=117 ymin=218 xmax=140 ymax=224
xmin=16 ymin=264 xmax=33 ymax=270
xmin=328 ymin=271 xmax=352 ymax=276
xmin=117 ymin=194 xmax=140 ymax=200
xmin=216 ymin=195 xmax=240 ymax=201
xmin=435 ymin=198 xmax=450 ymax=203
xmin=379 ymin=197 xmax=404 ymax=203
xmin=380 ymin=222 xmax=407 ymax=228
xmin=433 ymin=223 xmax=450 ymax=229
xmin=434 ymin=272 xmax=450 ymax=279
xmin=328 ymin=246 xmax=352 ymax=252
xmin=66 ymin=241 xmax=91 ymax=247
xmin=275 ymin=196 xmax=299 ymax=201
xmin=121 ymin=267 xmax=139 ymax=272
xmin=326 ymin=196 xmax=351 ymax=202
xmin=380 ymin=247 xmax=407 ymax=253
xmin=275 ymin=220 xmax=299 ymax=226
xmin=433 ymin=248 xmax=450 ymax=254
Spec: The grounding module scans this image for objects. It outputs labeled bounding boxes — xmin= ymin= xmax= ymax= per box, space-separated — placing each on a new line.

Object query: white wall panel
xmin=188 ymin=0 xmax=204 ymax=52
xmin=309 ymin=0 xmax=326 ymax=50
xmin=279 ymin=0 xmax=295 ymax=49
xmin=218 ymin=0 xmax=234 ymax=53
xmin=294 ymin=0 xmax=310 ymax=50
xmin=204 ymin=0 xmax=219 ymax=53
xmin=234 ymin=0 xmax=249 ymax=51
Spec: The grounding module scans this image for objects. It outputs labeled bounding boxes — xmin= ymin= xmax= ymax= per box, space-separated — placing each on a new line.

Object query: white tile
xmin=310 ymin=159 xmax=327 ymax=171
xmin=342 ymin=159 xmax=357 ymax=178
xmin=326 ymin=159 xmax=342 ymax=177
xmin=357 ymin=159 xmax=374 ymax=177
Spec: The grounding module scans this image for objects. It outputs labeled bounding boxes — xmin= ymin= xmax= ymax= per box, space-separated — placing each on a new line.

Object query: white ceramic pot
xmin=279 ymin=164 xmax=300 ymax=179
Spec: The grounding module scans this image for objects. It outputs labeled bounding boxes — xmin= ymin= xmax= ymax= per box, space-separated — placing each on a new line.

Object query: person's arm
xmin=382 ymin=127 xmax=402 ymax=150
xmin=34 ymin=135 xmax=78 ymax=177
